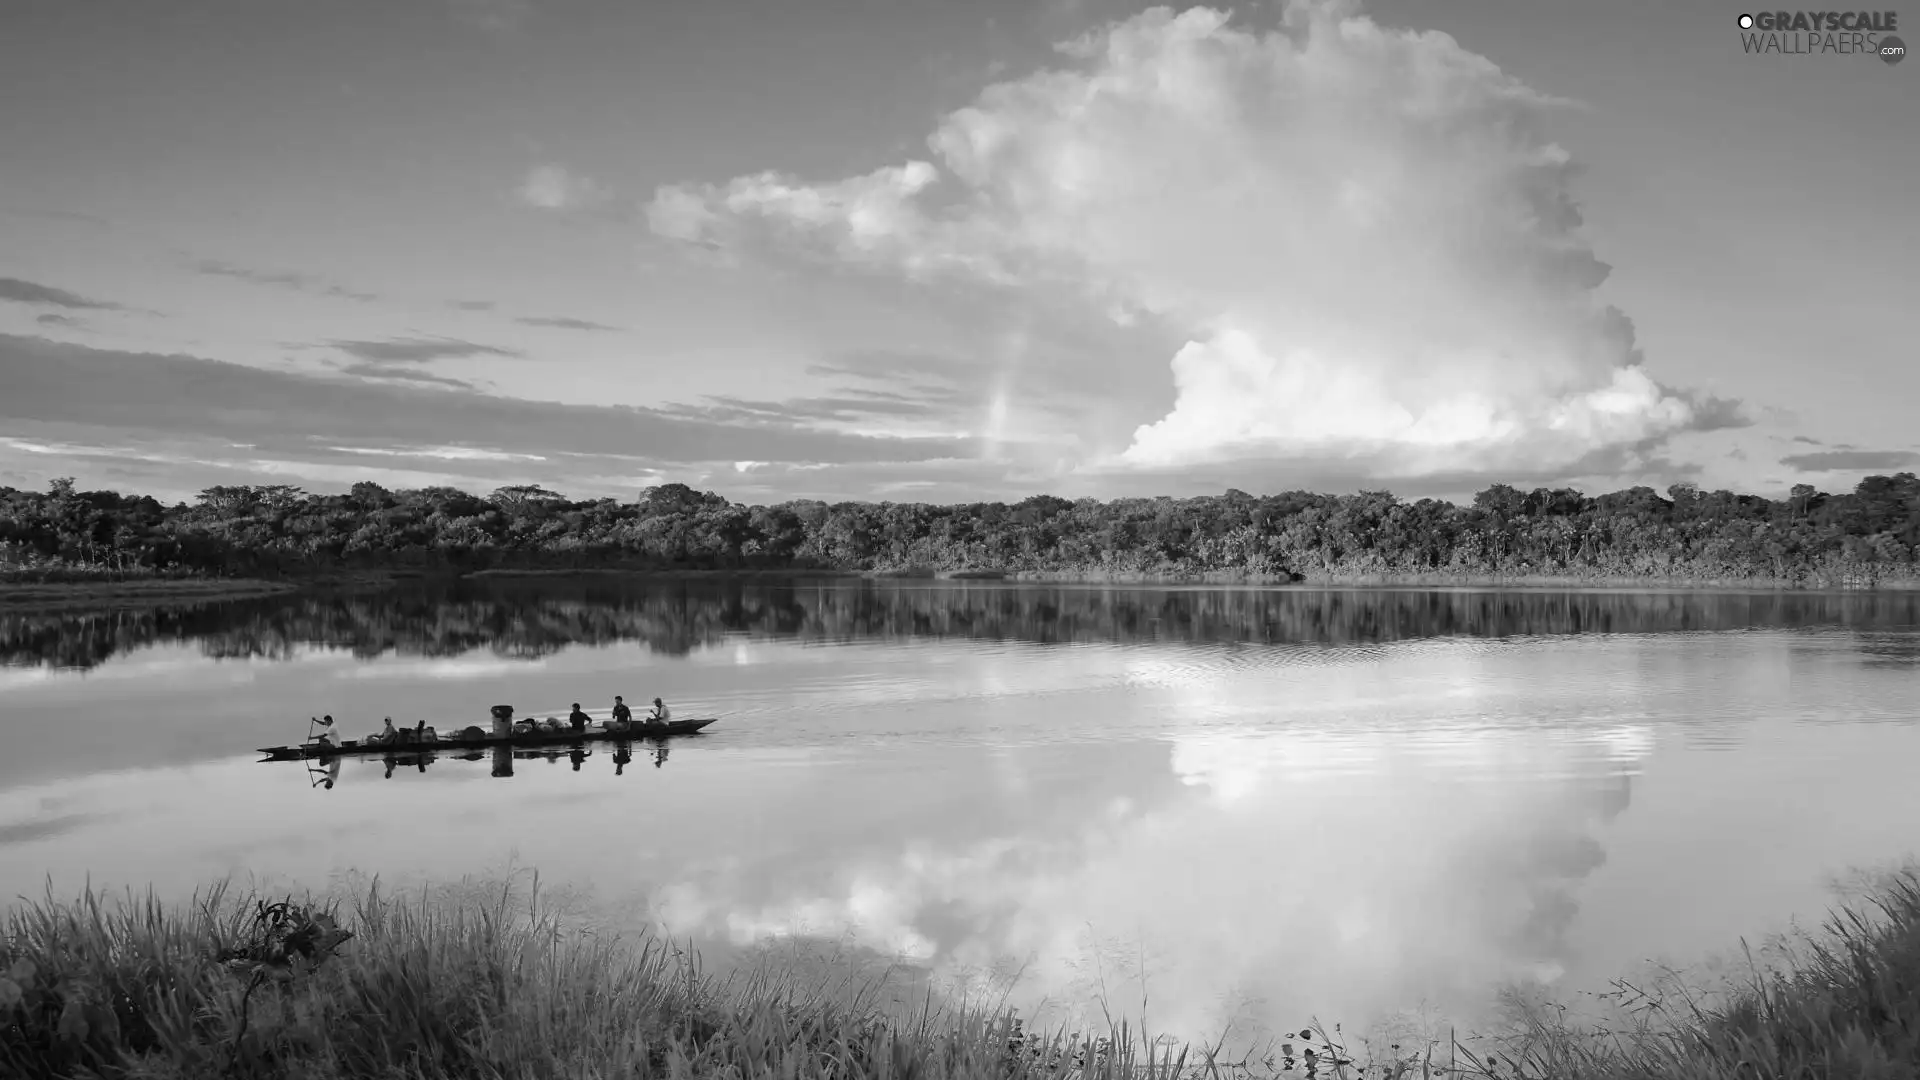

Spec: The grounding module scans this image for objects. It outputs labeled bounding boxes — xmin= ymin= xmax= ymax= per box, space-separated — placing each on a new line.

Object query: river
xmin=3 ymin=579 xmax=1918 ymax=1045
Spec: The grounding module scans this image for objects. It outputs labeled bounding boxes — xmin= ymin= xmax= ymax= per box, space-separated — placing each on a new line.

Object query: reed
xmin=4 ymin=867 xmax=1919 ymax=1079
xmin=1449 ymin=867 xmax=1920 ymax=1079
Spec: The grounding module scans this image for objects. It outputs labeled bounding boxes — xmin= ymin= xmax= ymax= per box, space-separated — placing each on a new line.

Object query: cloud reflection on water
xmin=0 ymin=810 xmax=110 ymax=847
xmin=648 ymin=720 xmax=1650 ymax=1043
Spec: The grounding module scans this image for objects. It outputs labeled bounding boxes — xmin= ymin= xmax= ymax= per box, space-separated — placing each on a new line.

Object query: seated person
xmin=645 ymin=697 xmax=672 ymax=726
xmin=568 ymin=703 xmax=592 ymax=733
xmin=609 ymin=695 xmax=633 ymax=728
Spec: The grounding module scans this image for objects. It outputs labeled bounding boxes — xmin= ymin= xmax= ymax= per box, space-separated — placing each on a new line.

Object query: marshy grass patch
xmin=3 ymin=865 xmax=1919 ymax=1078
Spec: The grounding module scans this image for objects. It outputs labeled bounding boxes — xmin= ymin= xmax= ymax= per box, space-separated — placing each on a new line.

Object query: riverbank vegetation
xmin=4 ymin=868 xmax=1919 ymax=1079
xmin=4 ymin=472 xmax=1918 ymax=589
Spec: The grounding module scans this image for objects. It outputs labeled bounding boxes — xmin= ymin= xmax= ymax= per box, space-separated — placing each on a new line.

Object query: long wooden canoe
xmin=257 ymin=717 xmax=719 ymax=761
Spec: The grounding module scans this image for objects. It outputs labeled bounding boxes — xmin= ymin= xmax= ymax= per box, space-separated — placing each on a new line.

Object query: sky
xmin=1 ymin=0 xmax=1914 ymax=506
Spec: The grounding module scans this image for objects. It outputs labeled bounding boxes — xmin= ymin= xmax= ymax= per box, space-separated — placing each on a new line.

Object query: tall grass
xmin=1454 ymin=868 xmax=1920 ymax=1079
xmin=4 ymin=868 xmax=1920 ymax=1079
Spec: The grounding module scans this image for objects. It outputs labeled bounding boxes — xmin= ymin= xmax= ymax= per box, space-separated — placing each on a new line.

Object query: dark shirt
xmin=569 ymin=708 xmax=590 ymax=731
xmin=611 ymin=702 xmax=632 ymax=722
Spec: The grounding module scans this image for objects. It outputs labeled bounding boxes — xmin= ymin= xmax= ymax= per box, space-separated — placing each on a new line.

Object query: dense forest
xmin=6 ymin=579 xmax=1919 ymax=672
xmin=2 ymin=472 xmax=1918 ymax=588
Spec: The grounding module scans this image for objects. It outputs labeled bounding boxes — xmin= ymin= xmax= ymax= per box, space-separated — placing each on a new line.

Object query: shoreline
xmin=7 ymin=566 xmax=1919 ymax=605
xmin=1287 ymin=571 xmax=1920 ymax=590
xmin=0 ymin=576 xmax=302 ymax=608
xmin=464 ymin=566 xmax=865 ymax=581
xmin=462 ymin=565 xmax=1920 ymax=590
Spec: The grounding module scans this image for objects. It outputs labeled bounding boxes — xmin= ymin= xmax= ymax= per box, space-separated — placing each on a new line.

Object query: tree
xmin=350 ymin=482 xmax=396 ymax=512
xmin=490 ymin=485 xmax=566 ymax=518
xmin=1790 ymin=483 xmax=1817 ymax=520
xmin=3 ymin=473 xmax=1918 ymax=587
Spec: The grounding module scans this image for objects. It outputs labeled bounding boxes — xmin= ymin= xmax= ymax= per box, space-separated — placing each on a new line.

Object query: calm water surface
xmin=3 ymin=580 xmax=1918 ymax=1041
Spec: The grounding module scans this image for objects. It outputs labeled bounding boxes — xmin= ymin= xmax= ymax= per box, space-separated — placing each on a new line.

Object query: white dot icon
xmin=1738 ymin=14 xmax=1754 ymax=28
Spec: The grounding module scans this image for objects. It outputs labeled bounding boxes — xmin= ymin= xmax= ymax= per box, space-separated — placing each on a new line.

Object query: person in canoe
xmin=569 ymin=703 xmax=591 ymax=733
xmin=610 ymin=695 xmax=633 ymax=730
xmin=645 ymin=697 xmax=672 ymax=728
xmin=369 ymin=717 xmax=400 ymax=745
xmin=311 ymin=715 xmax=340 ymax=748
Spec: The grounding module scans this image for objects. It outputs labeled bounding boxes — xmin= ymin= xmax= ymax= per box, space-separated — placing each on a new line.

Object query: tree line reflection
xmin=6 ymin=579 xmax=1920 ymax=671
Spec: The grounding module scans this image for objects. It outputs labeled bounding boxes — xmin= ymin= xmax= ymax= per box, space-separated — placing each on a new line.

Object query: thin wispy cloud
xmin=336 ymin=361 xmax=479 ymax=390
xmin=670 ymin=353 xmax=983 ymax=434
xmin=35 ymin=314 xmax=85 ymax=329
xmin=809 ymin=347 xmax=1095 ymax=404
xmin=514 ymin=316 xmax=622 ymax=331
xmin=450 ymin=299 xmax=497 ymax=311
xmin=327 ymin=444 xmax=549 ymax=463
xmin=193 ymin=259 xmax=380 ymax=303
xmin=671 ymin=393 xmax=957 ymax=427
xmin=1780 ymin=449 xmax=1920 ymax=472
xmin=0 ymin=277 xmax=124 ymax=311
xmin=648 ymin=2 xmax=1747 ymax=489
xmin=518 ymin=165 xmax=611 ymax=212
xmin=326 ymin=336 xmax=525 ymax=363
xmin=804 ymin=350 xmax=983 ymax=390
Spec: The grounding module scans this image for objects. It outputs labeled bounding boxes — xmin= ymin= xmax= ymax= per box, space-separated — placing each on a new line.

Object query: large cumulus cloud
xmin=649 ymin=0 xmax=1724 ymax=482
